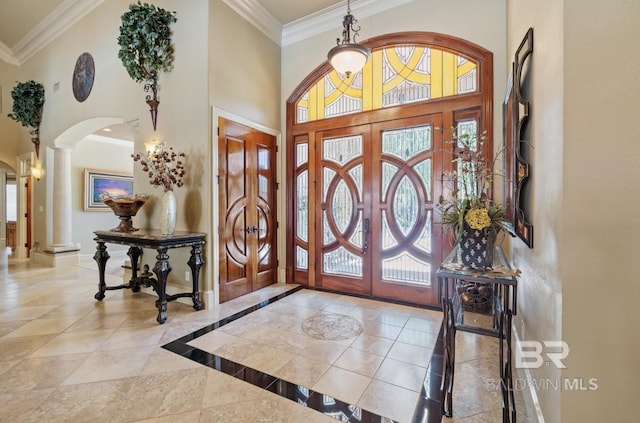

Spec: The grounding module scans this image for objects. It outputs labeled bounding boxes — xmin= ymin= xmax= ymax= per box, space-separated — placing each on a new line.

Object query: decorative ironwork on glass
xmin=323 ymin=211 xmax=336 ymax=245
xmin=296 ymin=142 xmax=308 ymax=167
xmin=331 ymin=179 xmax=353 ymax=235
xmin=414 ymin=159 xmax=432 ymax=202
xmin=382 ymin=253 xmax=430 ymax=285
xmin=323 ymin=247 xmax=363 ymax=277
xmin=296 ymin=171 xmax=308 ymax=242
xmin=393 ymin=176 xmax=419 ymax=236
xmin=348 ymin=164 xmax=363 ymax=199
xmin=296 ymin=245 xmax=308 ymax=269
xmin=381 ymin=162 xmax=398 ymax=201
xmin=323 ymin=136 xmax=363 ymax=165
xmin=382 ymin=126 xmax=432 ymax=161
xmin=325 ymin=74 xmax=363 ymax=118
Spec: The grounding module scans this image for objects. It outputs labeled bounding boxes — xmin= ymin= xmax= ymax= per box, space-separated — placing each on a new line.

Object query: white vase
xmin=159 ymin=190 xmax=176 ymax=235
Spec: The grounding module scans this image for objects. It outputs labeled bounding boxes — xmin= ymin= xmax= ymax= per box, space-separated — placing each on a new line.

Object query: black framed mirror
xmin=503 ymin=27 xmax=534 ymax=247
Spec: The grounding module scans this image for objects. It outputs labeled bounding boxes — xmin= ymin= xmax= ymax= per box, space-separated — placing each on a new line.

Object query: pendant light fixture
xmin=327 ymin=0 xmax=370 ymax=78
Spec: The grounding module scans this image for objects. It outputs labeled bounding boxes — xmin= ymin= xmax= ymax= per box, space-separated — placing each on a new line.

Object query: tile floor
xmin=0 ymin=247 xmax=529 ymax=422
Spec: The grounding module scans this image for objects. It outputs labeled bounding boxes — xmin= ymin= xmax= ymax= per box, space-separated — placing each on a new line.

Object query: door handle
xmin=362 ymin=218 xmax=369 ymax=255
xmin=246 ymin=226 xmax=260 ymax=234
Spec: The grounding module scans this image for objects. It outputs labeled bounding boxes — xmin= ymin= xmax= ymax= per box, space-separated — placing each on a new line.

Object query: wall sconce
xmin=144 ymin=139 xmax=160 ymax=154
xmin=31 ymin=165 xmax=44 ymax=180
xmin=327 ymin=0 xmax=370 ymax=78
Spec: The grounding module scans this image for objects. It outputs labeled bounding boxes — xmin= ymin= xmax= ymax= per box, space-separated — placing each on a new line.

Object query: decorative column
xmin=47 ymin=147 xmax=78 ymax=253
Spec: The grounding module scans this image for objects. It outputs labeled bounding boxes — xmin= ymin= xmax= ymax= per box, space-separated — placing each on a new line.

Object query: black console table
xmin=436 ymin=246 xmax=519 ymax=422
xmin=93 ymin=229 xmax=206 ymax=324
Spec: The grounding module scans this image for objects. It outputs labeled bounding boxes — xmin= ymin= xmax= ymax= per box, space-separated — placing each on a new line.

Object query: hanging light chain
xmin=337 ymin=0 xmax=362 ymax=46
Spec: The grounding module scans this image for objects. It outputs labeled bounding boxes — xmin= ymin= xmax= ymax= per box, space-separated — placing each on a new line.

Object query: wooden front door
xmin=314 ymin=114 xmax=444 ymax=305
xmin=218 ymin=118 xmax=277 ymax=303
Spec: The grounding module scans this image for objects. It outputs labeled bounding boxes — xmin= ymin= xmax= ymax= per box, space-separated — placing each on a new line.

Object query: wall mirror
xmin=503 ymin=27 xmax=534 ymax=247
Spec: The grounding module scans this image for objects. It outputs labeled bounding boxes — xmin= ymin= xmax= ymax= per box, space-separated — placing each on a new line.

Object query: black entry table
xmin=93 ymin=229 xmax=206 ymax=324
xmin=436 ymin=246 xmax=519 ymax=422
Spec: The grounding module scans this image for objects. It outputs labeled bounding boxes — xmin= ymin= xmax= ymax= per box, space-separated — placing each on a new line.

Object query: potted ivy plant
xmin=117 ymin=1 xmax=177 ymax=130
xmin=7 ymin=80 xmax=45 ymax=159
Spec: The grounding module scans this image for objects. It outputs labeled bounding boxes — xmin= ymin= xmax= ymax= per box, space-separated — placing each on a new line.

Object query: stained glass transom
xmin=296 ymin=45 xmax=477 ymax=123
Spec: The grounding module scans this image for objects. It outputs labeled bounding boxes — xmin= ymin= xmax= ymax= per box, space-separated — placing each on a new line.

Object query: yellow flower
xmin=465 ymin=207 xmax=491 ymax=230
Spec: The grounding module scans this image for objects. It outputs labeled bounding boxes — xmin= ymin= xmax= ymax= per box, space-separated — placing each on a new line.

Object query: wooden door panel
xmin=315 ymin=125 xmax=372 ymax=295
xmin=219 ymin=118 xmax=277 ymax=302
xmin=253 ymin=134 xmax=277 ymax=291
xmin=370 ymin=115 xmax=443 ymax=305
xmin=220 ymin=128 xmax=252 ymax=302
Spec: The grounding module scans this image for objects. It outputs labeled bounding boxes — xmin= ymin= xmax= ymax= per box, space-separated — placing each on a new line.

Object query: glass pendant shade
xmin=328 ymin=43 xmax=370 ymax=77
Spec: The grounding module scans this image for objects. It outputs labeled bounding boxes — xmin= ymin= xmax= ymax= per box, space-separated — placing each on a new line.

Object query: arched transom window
xmin=296 ymin=46 xmax=478 ymax=123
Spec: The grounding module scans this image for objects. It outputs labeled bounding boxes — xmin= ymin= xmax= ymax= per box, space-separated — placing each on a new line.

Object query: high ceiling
xmin=0 ymin=0 xmax=347 ymax=64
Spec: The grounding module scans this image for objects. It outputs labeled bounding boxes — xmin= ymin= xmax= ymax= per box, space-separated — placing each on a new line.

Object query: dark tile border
xmin=162 ymin=286 xmax=443 ymax=423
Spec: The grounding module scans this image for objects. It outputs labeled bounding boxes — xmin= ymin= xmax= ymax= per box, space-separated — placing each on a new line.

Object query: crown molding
xmin=7 ymin=0 xmax=105 ymax=65
xmin=282 ymin=0 xmax=413 ymax=46
xmin=222 ymin=0 xmax=282 ymax=45
xmin=0 ymin=41 xmax=20 ymax=66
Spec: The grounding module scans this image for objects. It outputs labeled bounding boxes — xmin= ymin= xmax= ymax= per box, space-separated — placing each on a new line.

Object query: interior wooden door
xmin=315 ymin=125 xmax=372 ymax=295
xmin=369 ymin=115 xmax=443 ymax=305
xmin=218 ymin=118 xmax=277 ymax=303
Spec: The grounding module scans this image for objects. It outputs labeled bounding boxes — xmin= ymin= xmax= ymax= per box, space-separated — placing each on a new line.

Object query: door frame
xmin=212 ymin=109 xmax=282 ymax=307
xmin=16 ymin=153 xmax=34 ymax=259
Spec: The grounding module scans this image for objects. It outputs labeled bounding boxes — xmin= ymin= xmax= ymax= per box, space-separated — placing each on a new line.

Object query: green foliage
xmin=437 ymin=128 xmax=507 ymax=244
xmin=7 ymin=80 xmax=45 ymax=141
xmin=117 ymin=1 xmax=177 ymax=84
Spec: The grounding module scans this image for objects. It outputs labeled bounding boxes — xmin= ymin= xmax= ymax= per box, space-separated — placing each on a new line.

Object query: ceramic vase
xmin=459 ymin=223 xmax=496 ymax=269
xmin=159 ymin=190 xmax=176 ymax=235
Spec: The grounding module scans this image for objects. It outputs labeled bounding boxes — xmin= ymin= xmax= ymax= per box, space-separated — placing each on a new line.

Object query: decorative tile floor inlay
xmin=301 ymin=313 xmax=364 ymax=340
xmin=163 ymin=286 xmax=445 ymax=423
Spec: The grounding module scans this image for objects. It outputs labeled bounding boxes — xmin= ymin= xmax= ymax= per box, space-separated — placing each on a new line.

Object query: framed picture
xmin=84 ymin=169 xmax=134 ymax=211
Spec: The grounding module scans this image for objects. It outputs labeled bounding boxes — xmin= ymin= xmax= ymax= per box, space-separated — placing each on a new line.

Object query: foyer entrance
xmin=218 ymin=118 xmax=278 ymax=303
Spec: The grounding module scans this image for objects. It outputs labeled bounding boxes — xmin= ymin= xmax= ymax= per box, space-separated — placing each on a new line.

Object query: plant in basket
xmin=437 ymin=126 xmax=507 ymax=269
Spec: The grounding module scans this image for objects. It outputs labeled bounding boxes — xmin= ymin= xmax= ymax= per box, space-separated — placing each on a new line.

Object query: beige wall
xmin=509 ymin=0 xmax=640 ymax=421
xmin=71 ymin=137 xmax=133 ymax=254
xmin=16 ymin=0 xmax=211 ymax=293
xmin=507 ymin=0 xmax=564 ymax=420
xmin=561 ymin=0 xmax=640 ymax=421
xmin=0 ymin=61 xmax=21 ymax=170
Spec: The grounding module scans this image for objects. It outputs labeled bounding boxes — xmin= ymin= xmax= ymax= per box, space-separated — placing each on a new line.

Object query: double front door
xmin=218 ymin=118 xmax=277 ymax=302
xmin=308 ymin=115 xmax=444 ymax=305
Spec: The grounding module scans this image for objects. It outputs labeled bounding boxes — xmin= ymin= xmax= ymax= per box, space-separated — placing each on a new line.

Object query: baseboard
xmin=512 ymin=325 xmax=547 ymax=423
xmin=31 ymin=250 xmax=79 ymax=267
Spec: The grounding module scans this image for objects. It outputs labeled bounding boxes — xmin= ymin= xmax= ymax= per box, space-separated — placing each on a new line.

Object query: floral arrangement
xmin=132 ymin=142 xmax=185 ymax=191
xmin=437 ymin=127 xmax=507 ymax=244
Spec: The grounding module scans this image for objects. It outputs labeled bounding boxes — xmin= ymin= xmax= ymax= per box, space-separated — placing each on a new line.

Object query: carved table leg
xmin=441 ymin=297 xmax=456 ymax=418
xmin=188 ymin=243 xmax=205 ymax=310
xmin=93 ymin=241 xmax=109 ymax=300
xmin=127 ymin=246 xmax=143 ymax=291
xmin=152 ymin=247 xmax=171 ymax=324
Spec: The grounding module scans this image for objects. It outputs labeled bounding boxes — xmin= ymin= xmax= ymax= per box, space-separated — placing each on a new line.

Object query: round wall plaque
xmin=72 ymin=52 xmax=95 ymax=102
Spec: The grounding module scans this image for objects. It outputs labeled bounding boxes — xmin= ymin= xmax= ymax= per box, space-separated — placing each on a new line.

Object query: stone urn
xmin=101 ymin=193 xmax=148 ymax=232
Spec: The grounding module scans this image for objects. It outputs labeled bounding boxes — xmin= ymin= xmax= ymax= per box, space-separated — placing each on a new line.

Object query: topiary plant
xmin=117 ymin=1 xmax=177 ymax=130
xmin=7 ymin=80 xmax=45 ymax=159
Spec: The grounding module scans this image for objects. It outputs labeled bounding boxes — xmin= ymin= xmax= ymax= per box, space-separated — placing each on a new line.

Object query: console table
xmin=436 ymin=246 xmax=519 ymax=422
xmin=93 ymin=229 xmax=206 ymax=324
